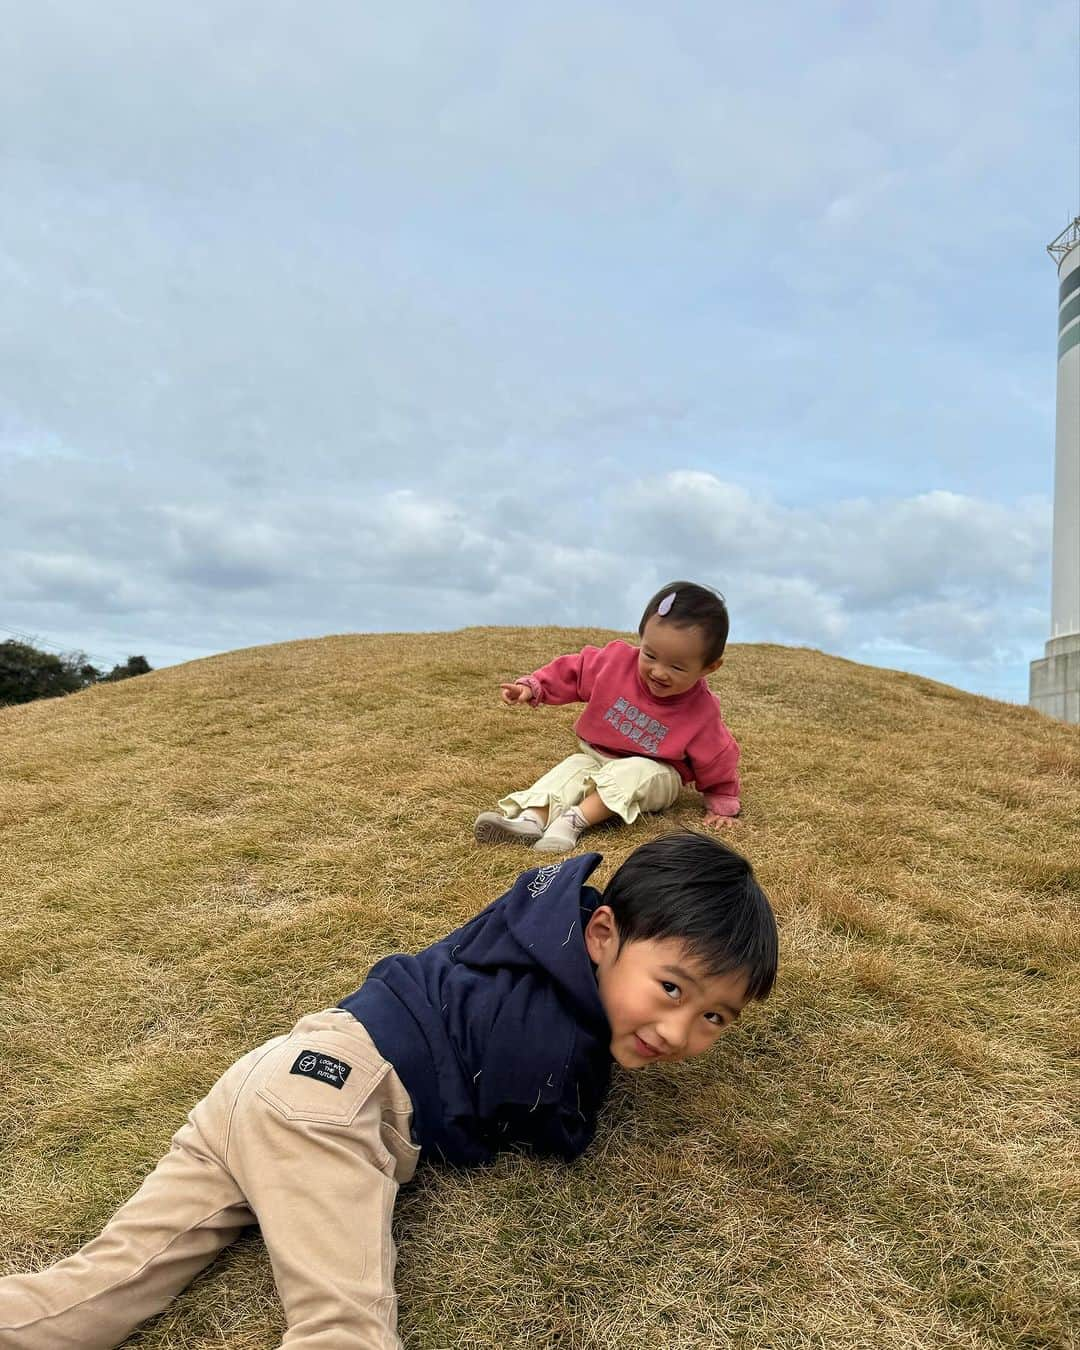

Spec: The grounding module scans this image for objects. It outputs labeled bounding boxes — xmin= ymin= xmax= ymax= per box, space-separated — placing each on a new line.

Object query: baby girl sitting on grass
xmin=474 ymin=581 xmax=742 ymax=855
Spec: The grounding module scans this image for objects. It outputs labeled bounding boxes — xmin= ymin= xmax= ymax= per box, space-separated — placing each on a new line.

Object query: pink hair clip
xmin=657 ymin=591 xmax=676 ymax=616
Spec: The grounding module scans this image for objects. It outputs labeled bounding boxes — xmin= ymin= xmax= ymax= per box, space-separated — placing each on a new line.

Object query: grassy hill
xmin=1 ymin=628 xmax=1077 ymax=1350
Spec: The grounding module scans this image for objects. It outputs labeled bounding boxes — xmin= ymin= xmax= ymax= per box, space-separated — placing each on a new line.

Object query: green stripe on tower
xmin=1059 ymin=322 xmax=1080 ymax=360
xmin=1060 ymin=291 xmax=1080 ymax=334
xmin=1060 ymin=265 xmax=1080 ymax=306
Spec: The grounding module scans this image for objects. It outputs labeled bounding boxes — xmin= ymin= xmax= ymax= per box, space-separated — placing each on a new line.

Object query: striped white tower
xmin=1030 ymin=218 xmax=1080 ymax=722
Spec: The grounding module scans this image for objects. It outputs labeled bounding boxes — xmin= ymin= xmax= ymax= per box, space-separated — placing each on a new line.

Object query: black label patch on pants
xmin=290 ymin=1051 xmax=353 ymax=1089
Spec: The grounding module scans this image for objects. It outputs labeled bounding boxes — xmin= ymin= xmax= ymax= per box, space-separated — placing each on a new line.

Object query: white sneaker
xmin=531 ymin=828 xmax=577 ymax=854
xmin=473 ymin=811 xmax=545 ymax=845
xmin=532 ymin=809 xmax=586 ymax=854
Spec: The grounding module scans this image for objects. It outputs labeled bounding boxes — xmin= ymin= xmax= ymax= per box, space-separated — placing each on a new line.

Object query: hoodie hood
xmin=449 ymin=852 xmax=608 ymax=1029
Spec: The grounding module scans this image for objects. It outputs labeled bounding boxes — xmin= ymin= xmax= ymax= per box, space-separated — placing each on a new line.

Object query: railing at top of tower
xmin=1047 ymin=217 xmax=1080 ymax=262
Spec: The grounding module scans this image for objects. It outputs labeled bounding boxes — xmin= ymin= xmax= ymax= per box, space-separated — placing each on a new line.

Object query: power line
xmin=0 ymin=624 xmax=114 ymax=667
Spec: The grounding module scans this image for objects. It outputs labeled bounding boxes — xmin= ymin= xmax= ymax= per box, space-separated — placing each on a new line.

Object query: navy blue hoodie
xmin=340 ymin=853 xmax=613 ymax=1166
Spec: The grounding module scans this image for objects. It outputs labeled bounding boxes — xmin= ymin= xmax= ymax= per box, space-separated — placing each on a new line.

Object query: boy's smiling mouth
xmin=632 ymin=1034 xmax=662 ymax=1059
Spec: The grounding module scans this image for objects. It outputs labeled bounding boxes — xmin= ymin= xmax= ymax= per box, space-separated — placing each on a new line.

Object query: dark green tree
xmin=0 ymin=641 xmax=102 ymax=706
xmin=103 ymin=655 xmax=152 ymax=682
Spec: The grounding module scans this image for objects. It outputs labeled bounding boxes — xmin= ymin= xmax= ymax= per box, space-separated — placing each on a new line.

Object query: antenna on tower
xmin=1047 ymin=217 xmax=1080 ymax=263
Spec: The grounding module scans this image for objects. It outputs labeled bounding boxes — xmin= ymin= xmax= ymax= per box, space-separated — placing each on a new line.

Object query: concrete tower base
xmin=1029 ymin=633 xmax=1080 ymax=723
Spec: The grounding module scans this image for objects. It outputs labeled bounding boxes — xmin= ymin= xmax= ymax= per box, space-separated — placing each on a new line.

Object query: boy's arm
xmin=510 ymin=644 xmax=606 ymax=707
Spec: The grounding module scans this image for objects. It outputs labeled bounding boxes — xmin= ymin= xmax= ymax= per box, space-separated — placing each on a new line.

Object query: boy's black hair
xmin=601 ymin=832 xmax=778 ymax=1001
xmin=639 ymin=580 xmax=730 ymax=664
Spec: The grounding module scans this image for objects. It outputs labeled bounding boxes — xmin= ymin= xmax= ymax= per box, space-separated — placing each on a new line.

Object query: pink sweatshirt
xmin=517 ymin=640 xmax=741 ymax=817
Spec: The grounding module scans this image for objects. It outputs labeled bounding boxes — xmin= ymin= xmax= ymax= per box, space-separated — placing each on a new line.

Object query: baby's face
xmin=637 ymin=616 xmax=721 ymax=698
xmin=584 ymin=909 xmax=750 ymax=1069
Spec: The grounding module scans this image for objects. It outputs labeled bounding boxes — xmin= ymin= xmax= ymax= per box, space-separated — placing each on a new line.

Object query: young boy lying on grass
xmin=0 ymin=833 xmax=778 ymax=1350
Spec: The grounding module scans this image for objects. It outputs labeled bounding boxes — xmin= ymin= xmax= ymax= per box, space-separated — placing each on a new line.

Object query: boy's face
xmin=584 ymin=906 xmax=750 ymax=1069
xmin=637 ymin=615 xmax=723 ymax=699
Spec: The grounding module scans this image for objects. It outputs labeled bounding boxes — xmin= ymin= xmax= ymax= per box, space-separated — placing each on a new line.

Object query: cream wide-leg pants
xmin=499 ymin=740 xmax=682 ymax=825
xmin=0 ymin=1010 xmax=419 ymax=1350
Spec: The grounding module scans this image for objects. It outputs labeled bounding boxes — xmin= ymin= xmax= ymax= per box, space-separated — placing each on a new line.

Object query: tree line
xmin=0 ymin=640 xmax=153 ymax=707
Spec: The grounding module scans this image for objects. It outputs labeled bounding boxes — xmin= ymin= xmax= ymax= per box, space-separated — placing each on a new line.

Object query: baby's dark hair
xmin=601 ymin=833 xmax=777 ymax=1001
xmin=639 ymin=581 xmax=730 ymax=664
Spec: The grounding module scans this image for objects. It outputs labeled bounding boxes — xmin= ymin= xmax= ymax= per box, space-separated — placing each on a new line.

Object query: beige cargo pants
xmin=500 ymin=739 xmax=682 ymax=825
xmin=0 ymin=1009 xmax=419 ymax=1350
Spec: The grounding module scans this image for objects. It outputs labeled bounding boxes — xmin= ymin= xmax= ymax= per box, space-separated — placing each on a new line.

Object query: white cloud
xmin=0 ymin=454 xmax=1053 ymax=696
xmin=622 ymin=472 xmax=1048 ymax=607
xmin=613 ymin=471 xmax=1050 ymax=671
xmin=10 ymin=551 xmax=135 ymax=612
xmin=162 ymin=509 xmax=292 ymax=590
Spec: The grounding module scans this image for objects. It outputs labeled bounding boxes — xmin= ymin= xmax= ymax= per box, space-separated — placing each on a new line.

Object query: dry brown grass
xmin=1 ymin=627 xmax=1077 ymax=1349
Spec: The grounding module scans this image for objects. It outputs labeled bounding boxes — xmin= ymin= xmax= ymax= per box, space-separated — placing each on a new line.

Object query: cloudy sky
xmin=3 ymin=2 xmax=1077 ymax=701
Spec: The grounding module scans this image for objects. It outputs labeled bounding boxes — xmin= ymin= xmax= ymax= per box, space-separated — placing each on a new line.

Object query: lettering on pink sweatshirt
xmin=516 ymin=640 xmax=741 ymax=817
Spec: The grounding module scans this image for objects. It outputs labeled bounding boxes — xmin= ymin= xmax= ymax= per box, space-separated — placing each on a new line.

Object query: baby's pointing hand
xmin=499 ymin=682 xmax=532 ymax=706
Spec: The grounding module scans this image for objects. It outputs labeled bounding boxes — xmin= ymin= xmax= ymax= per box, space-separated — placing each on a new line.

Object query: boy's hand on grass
xmin=499 ymin=682 xmax=533 ymax=706
xmin=701 ymin=811 xmax=737 ymax=830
